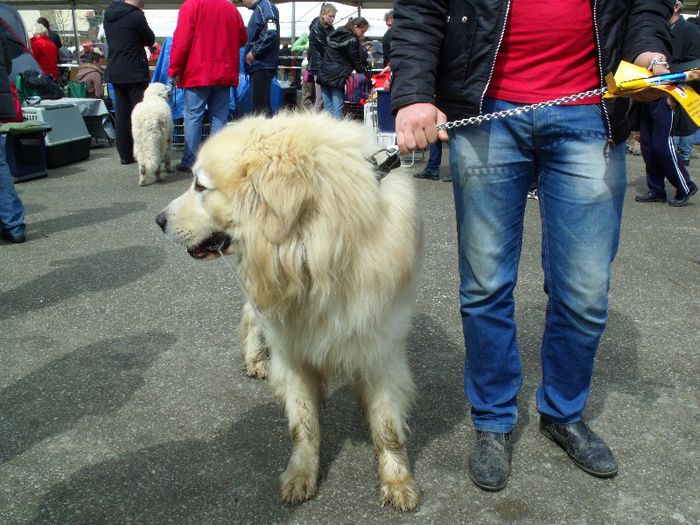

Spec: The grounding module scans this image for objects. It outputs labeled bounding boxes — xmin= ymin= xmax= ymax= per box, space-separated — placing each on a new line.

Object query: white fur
xmin=132 ymin=82 xmax=174 ymax=186
xmin=158 ymin=112 xmax=423 ymax=511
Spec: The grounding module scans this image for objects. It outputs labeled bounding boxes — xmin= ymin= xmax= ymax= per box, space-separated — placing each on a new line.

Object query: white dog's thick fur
xmin=157 ymin=112 xmax=422 ymax=511
xmin=132 ymin=82 xmax=173 ymax=186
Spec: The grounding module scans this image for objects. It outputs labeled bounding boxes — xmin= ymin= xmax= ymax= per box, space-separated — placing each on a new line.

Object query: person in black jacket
xmin=36 ymin=17 xmax=62 ymax=59
xmin=391 ymin=0 xmax=673 ymax=491
xmin=0 ymin=31 xmax=26 ymax=243
xmin=318 ymin=17 xmax=369 ymax=119
xmin=307 ymin=3 xmax=337 ymax=110
xmin=104 ymin=0 xmax=155 ymax=165
xmin=636 ymin=0 xmax=699 ymax=203
xmin=381 ymin=10 xmax=392 ymax=68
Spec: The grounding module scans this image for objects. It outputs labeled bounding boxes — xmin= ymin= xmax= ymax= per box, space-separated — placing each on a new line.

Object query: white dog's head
xmin=143 ymin=82 xmax=170 ymax=101
xmin=156 ymin=112 xmax=390 ymax=308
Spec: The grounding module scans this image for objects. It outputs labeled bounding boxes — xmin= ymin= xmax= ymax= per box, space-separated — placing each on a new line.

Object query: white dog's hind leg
xmin=238 ymin=302 xmax=269 ymax=379
xmin=138 ymin=164 xmax=147 ymax=186
xmin=271 ymin=357 xmax=322 ymax=504
xmin=356 ymin=352 xmax=419 ymax=511
xmin=163 ymin=135 xmax=172 ymax=173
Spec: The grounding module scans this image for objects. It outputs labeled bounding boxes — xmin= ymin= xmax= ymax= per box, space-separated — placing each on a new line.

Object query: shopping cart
xmin=364 ymin=89 xmax=421 ymax=167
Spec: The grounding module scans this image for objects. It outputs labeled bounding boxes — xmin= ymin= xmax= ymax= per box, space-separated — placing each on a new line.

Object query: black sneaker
xmin=468 ymin=431 xmax=513 ymax=491
xmin=120 ymin=157 xmax=136 ymax=165
xmin=176 ymin=162 xmax=193 ymax=174
xmin=668 ymin=184 xmax=697 ymax=207
xmin=414 ymin=169 xmax=440 ymax=180
xmin=1 ymin=230 xmax=26 ymax=243
xmin=540 ymin=417 xmax=618 ymax=478
xmin=634 ymin=191 xmax=666 ymax=203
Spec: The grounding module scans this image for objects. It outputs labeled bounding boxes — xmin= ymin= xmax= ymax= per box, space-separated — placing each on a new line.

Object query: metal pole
xmin=71 ymin=1 xmax=80 ymax=59
xmin=291 ymin=1 xmax=296 ymax=43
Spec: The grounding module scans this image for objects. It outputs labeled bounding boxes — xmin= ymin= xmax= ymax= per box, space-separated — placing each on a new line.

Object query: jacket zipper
xmin=479 ymin=0 xmax=512 ymax=116
xmin=591 ymin=0 xmax=614 ymax=145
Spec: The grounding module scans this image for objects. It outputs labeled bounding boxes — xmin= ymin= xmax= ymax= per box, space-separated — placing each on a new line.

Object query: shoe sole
xmin=540 ymin=427 xmax=618 ymax=478
xmin=467 ymin=471 xmax=508 ymax=492
xmin=668 ymin=186 xmax=698 ymax=207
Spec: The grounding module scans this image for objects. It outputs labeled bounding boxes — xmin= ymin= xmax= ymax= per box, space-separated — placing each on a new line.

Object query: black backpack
xmin=19 ymin=69 xmax=63 ymax=100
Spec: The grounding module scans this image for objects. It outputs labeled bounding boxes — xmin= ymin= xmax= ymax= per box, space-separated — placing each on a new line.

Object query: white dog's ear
xmin=249 ymin=157 xmax=314 ymax=244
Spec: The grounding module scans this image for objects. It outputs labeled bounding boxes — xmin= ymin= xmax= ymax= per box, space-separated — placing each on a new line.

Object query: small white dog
xmin=131 ymin=82 xmax=173 ymax=186
xmin=156 ymin=112 xmax=423 ymax=511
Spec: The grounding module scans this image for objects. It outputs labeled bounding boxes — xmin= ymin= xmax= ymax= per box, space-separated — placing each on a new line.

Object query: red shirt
xmin=30 ymin=35 xmax=59 ymax=80
xmin=168 ymin=0 xmax=248 ymax=88
xmin=486 ymin=0 xmax=600 ymax=104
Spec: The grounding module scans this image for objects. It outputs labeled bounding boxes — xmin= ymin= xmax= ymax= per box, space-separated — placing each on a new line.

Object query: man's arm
xmin=137 ymin=11 xmax=156 ymax=47
xmin=248 ymin=2 xmax=278 ymax=62
xmin=392 ymin=0 xmax=448 ymax=152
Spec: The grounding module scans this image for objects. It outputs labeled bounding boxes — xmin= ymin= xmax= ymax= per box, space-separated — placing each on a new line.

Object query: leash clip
xmin=368 ymin=146 xmax=401 ymax=181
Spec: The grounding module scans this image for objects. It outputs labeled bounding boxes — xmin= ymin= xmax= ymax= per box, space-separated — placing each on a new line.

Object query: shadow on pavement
xmin=28 ymin=202 xmax=148 ymax=237
xmin=29 ymin=314 xmax=468 ymax=523
xmin=0 ymin=331 xmax=175 ymax=463
xmin=0 ymin=246 xmax=166 ymax=320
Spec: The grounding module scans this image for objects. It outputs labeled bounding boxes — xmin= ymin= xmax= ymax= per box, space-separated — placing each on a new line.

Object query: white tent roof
xmin=2 ymin=0 xmax=394 ymax=8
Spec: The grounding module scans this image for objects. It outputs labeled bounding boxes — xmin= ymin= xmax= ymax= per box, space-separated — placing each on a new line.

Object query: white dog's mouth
xmin=187 ymin=232 xmax=232 ymax=260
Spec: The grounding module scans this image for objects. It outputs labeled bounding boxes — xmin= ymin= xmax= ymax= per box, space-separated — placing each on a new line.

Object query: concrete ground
xmin=0 ymin=138 xmax=698 ymax=525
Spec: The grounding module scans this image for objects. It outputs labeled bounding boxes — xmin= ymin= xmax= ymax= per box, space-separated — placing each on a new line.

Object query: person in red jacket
xmin=30 ymin=24 xmax=58 ymax=80
xmin=168 ymin=0 xmax=247 ymax=172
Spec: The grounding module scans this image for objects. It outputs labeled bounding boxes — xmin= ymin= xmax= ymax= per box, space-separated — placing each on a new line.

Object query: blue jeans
xmin=426 ymin=142 xmax=443 ymax=175
xmin=673 ymin=135 xmax=693 ymax=163
xmin=321 ymin=86 xmax=345 ymax=119
xmin=182 ymin=86 xmax=231 ymax=167
xmin=449 ymin=98 xmax=626 ymax=432
xmin=0 ymin=135 xmax=26 ymax=237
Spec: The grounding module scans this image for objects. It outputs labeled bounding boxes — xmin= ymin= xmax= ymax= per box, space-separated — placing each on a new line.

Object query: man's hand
xmin=246 ymin=51 xmax=255 ymax=65
xmin=171 ymin=74 xmax=179 ymax=86
xmin=395 ymin=103 xmax=448 ymax=154
xmin=631 ymin=51 xmax=672 ymax=103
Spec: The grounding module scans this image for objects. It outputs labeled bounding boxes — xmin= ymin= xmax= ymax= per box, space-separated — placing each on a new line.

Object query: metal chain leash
xmin=436 ymin=87 xmax=608 ymax=130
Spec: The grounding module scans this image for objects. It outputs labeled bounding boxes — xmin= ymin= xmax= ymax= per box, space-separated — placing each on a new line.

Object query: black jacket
xmin=318 ymin=27 xmax=367 ymax=89
xmin=391 ymin=0 xmax=674 ymax=144
xmin=670 ymin=16 xmax=700 ymax=136
xmin=104 ymin=1 xmax=155 ymax=84
xmin=0 ymin=31 xmax=15 ymax=120
xmin=307 ymin=17 xmax=333 ymax=75
xmin=382 ymin=28 xmax=392 ymax=65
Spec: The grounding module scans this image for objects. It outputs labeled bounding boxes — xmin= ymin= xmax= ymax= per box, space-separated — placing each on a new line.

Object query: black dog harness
xmin=366 ymin=146 xmax=402 ymax=181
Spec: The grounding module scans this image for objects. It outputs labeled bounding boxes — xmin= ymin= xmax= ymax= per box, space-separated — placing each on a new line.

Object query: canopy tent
xmin=2 ymin=0 xmax=395 ymax=53
xmin=2 ymin=0 xmax=697 ymax=11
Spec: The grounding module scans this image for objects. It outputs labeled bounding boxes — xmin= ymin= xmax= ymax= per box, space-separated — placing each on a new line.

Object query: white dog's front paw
xmin=280 ymin=466 xmax=317 ymax=504
xmin=380 ymin=477 xmax=420 ymax=512
xmin=244 ymin=357 xmax=268 ymax=379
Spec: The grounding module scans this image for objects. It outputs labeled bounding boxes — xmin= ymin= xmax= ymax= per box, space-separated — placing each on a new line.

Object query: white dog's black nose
xmin=155 ymin=212 xmax=167 ymax=232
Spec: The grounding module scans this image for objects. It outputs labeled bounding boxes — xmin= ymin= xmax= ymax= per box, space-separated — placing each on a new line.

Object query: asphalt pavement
xmin=0 ymin=138 xmax=698 ymax=525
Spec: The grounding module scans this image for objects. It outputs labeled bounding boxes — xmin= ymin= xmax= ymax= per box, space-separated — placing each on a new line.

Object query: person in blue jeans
xmin=392 ymin=0 xmax=674 ymax=491
xmin=168 ymin=0 xmax=248 ymax=172
xmin=318 ymin=17 xmax=369 ymax=119
xmin=0 ymin=136 xmax=26 ymax=243
xmin=674 ymin=134 xmax=694 ymax=166
xmin=414 ymin=142 xmax=451 ymax=182
xmin=0 ymin=31 xmax=25 ymax=243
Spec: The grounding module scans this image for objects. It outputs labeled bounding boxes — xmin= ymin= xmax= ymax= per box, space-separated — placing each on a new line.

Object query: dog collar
xmin=367 ymin=146 xmax=401 ymax=181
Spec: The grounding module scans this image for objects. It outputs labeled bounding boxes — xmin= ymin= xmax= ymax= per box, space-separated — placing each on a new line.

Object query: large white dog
xmin=131 ymin=82 xmax=173 ymax=186
xmin=156 ymin=112 xmax=423 ymax=511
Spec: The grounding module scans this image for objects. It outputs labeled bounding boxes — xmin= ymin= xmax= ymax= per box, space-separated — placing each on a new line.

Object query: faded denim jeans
xmin=449 ymin=98 xmax=626 ymax=432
